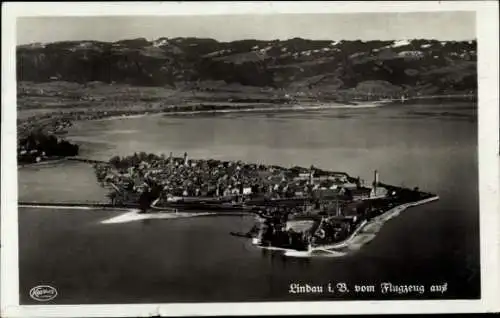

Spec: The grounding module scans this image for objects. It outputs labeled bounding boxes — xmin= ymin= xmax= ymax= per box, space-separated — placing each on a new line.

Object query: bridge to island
xmin=67 ymin=157 xmax=108 ymax=164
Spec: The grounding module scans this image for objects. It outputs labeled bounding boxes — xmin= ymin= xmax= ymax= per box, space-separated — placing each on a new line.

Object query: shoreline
xmin=19 ymin=93 xmax=476 ymax=123
xmin=76 ymin=101 xmax=375 ymax=122
xmin=63 ymin=94 xmax=477 ymax=122
xmin=252 ymin=195 xmax=440 ymax=257
xmin=311 ymin=195 xmax=440 ymax=251
xmin=18 ymin=158 xmax=67 ymax=168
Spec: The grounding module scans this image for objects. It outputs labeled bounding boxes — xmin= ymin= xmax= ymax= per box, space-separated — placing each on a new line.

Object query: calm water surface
xmin=18 ymin=103 xmax=479 ymax=304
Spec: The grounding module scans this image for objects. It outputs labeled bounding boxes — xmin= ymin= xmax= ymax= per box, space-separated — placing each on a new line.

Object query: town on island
xmin=89 ymin=151 xmax=439 ymax=254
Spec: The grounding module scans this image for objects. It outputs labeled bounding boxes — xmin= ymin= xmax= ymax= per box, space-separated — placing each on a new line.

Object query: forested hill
xmin=17 ymin=38 xmax=477 ymax=96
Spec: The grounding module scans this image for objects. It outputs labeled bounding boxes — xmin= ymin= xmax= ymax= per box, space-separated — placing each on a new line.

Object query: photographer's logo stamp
xmin=29 ymin=285 xmax=58 ymax=302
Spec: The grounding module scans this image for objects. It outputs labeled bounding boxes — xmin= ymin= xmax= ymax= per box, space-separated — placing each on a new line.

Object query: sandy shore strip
xmin=161 ymin=102 xmax=384 ymax=116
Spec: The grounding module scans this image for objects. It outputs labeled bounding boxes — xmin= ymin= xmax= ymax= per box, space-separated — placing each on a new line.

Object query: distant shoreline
xmin=16 ymin=93 xmax=476 ymax=166
xmin=81 ymin=95 xmax=476 ymax=122
xmin=18 ymin=93 xmax=477 ymax=122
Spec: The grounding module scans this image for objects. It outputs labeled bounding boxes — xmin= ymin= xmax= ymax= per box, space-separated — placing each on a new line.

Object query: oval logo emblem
xmin=29 ymin=285 xmax=58 ymax=302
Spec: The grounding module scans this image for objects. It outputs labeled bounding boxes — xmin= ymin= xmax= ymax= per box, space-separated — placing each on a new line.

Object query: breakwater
xmin=320 ymin=195 xmax=439 ymax=249
xmin=282 ymin=195 xmax=440 ymax=257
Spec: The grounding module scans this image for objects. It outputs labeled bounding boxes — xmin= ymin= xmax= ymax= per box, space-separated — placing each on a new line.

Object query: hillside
xmin=17 ymin=37 xmax=477 ymax=97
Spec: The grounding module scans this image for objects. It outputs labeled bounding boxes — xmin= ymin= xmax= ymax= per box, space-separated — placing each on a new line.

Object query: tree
xmin=109 ymin=155 xmax=121 ymax=167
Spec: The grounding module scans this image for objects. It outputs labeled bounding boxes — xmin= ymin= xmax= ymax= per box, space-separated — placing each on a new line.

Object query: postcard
xmin=1 ymin=1 xmax=499 ymax=316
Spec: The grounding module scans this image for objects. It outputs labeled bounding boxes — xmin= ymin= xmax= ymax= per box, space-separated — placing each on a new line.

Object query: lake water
xmin=18 ymin=102 xmax=480 ymax=304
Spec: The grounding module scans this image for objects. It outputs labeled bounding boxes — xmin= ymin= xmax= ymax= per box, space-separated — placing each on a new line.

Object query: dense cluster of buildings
xmin=94 ymin=152 xmax=387 ymax=207
xmin=95 ymin=153 xmax=392 ymax=254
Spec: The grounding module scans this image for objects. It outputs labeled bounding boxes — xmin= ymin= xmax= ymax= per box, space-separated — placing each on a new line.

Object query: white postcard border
xmin=2 ymin=1 xmax=499 ymax=316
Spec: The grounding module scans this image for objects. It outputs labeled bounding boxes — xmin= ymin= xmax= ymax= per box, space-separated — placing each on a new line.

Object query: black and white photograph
xmin=1 ymin=1 xmax=499 ymax=316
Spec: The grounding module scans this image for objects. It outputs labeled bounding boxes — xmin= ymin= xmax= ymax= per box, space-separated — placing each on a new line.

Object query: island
xmin=92 ymin=151 xmax=439 ymax=255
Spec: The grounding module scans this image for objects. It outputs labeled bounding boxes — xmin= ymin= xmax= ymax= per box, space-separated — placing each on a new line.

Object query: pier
xmin=18 ymin=201 xmax=139 ymax=210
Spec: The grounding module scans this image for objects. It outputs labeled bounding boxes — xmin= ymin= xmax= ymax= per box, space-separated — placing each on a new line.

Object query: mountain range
xmin=17 ymin=37 xmax=477 ymax=96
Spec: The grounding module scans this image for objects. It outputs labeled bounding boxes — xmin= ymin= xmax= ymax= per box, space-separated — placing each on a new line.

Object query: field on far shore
xmin=17 ymin=81 xmax=477 ymax=121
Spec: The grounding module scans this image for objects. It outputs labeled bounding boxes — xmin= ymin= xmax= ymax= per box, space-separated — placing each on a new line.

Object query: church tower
xmin=309 ymin=165 xmax=315 ymax=186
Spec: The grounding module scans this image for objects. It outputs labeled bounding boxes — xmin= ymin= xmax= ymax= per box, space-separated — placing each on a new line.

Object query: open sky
xmin=17 ymin=12 xmax=476 ymax=45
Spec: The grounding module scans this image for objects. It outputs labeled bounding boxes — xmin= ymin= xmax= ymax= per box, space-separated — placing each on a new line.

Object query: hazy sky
xmin=17 ymin=12 xmax=476 ymax=45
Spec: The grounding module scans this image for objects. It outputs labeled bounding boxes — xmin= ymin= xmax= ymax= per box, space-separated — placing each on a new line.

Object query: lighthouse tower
xmin=169 ymin=152 xmax=173 ymax=166
xmin=372 ymin=170 xmax=380 ymax=197
xmin=183 ymin=152 xmax=188 ymax=166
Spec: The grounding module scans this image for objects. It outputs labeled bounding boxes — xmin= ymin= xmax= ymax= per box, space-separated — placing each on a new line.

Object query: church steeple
xmin=309 ymin=165 xmax=314 ymax=185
